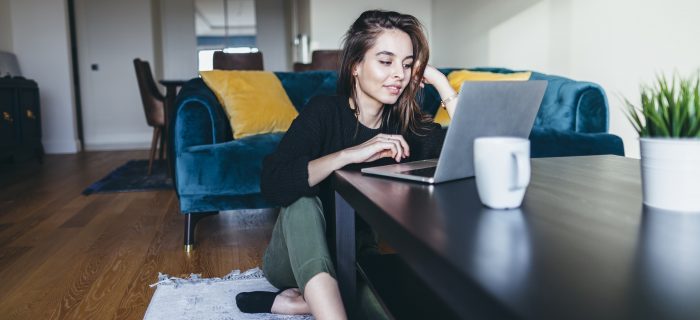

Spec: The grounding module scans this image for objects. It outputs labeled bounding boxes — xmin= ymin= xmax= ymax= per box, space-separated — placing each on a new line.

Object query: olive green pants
xmin=262 ymin=196 xmax=388 ymax=319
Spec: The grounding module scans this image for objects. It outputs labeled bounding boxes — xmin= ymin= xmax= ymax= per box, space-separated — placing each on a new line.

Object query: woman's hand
xmin=415 ymin=64 xmax=459 ymax=118
xmin=418 ymin=64 xmax=448 ymax=88
xmin=341 ymin=133 xmax=410 ymax=164
xmin=307 ymin=134 xmax=409 ymax=187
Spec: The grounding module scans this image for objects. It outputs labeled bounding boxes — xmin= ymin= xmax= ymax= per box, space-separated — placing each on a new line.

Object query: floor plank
xmin=0 ymin=151 xmax=276 ymax=320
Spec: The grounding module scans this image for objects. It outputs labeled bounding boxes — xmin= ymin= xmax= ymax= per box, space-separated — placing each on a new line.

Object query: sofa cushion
xmin=448 ymin=69 xmax=531 ymax=87
xmin=427 ymin=68 xmax=608 ymax=133
xmin=433 ymin=70 xmax=532 ymax=127
xmin=176 ymin=133 xmax=285 ymax=197
xmin=276 ymin=71 xmax=338 ymax=112
xmin=201 ymin=70 xmax=298 ymax=139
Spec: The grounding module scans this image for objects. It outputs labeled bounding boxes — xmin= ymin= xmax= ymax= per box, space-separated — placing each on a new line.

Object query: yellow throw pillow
xmin=434 ymin=70 xmax=532 ymax=127
xmin=200 ymin=70 xmax=298 ymax=139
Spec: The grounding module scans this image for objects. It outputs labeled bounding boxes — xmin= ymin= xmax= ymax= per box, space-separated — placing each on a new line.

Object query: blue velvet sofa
xmin=172 ymin=68 xmax=624 ymax=250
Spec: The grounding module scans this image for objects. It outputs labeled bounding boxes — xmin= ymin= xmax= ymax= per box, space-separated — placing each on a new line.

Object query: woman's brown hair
xmin=338 ymin=10 xmax=432 ymax=136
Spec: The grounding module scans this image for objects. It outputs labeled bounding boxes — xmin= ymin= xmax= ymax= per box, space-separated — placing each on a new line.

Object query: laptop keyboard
xmin=400 ymin=166 xmax=437 ymax=178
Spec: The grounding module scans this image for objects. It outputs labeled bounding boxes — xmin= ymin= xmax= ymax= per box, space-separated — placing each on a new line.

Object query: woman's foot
xmin=271 ymin=288 xmax=311 ymax=315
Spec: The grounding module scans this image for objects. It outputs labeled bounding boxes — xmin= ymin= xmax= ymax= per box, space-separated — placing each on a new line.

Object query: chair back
xmin=310 ymin=50 xmax=341 ymax=71
xmin=212 ymin=51 xmax=264 ymax=70
xmin=293 ymin=50 xmax=341 ymax=72
xmin=133 ymin=58 xmax=165 ymax=127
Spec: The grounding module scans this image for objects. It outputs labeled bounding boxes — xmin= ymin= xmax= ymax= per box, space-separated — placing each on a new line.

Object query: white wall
xmin=159 ymin=0 xmax=198 ymax=79
xmin=256 ymin=0 xmax=291 ymax=71
xmin=4 ymin=0 xmax=213 ymax=152
xmin=73 ymin=0 xmax=198 ymax=150
xmin=75 ymin=0 xmax=157 ymax=151
xmin=10 ymin=0 xmax=80 ymax=154
xmin=432 ymin=0 xmax=700 ymax=158
xmin=308 ymin=0 xmax=433 ymax=51
xmin=0 ymin=0 xmax=12 ymax=52
xmin=431 ymin=0 xmax=541 ymax=69
xmin=568 ymin=0 xmax=700 ymax=158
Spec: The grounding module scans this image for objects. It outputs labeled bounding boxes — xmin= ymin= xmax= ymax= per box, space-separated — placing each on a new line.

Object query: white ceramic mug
xmin=474 ymin=137 xmax=531 ymax=209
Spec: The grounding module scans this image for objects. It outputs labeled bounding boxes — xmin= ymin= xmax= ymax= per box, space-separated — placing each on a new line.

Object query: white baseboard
xmin=83 ymin=133 xmax=152 ymax=151
xmin=84 ymin=141 xmax=151 ymax=151
xmin=43 ymin=139 xmax=81 ymax=154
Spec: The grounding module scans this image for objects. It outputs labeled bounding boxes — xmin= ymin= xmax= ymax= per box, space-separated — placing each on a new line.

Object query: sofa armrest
xmin=528 ymin=72 xmax=609 ymax=134
xmin=529 ymin=129 xmax=624 ymax=158
xmin=175 ymin=133 xmax=284 ymax=197
xmin=575 ymin=84 xmax=609 ymax=133
xmin=431 ymin=68 xmax=610 ymax=134
xmin=173 ymin=78 xmax=232 ymax=154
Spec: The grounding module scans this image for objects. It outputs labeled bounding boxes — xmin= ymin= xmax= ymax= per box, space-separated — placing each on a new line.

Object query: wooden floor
xmin=0 ymin=151 xmax=276 ymax=320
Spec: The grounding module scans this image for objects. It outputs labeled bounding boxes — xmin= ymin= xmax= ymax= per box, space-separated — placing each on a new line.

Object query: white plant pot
xmin=640 ymin=138 xmax=700 ymax=212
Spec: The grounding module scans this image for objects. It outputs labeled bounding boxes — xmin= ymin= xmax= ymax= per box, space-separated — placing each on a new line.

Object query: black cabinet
xmin=0 ymin=76 xmax=43 ymax=163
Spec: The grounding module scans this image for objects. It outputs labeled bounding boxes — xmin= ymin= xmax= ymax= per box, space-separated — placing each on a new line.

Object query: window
xmin=195 ymin=0 xmax=257 ymax=71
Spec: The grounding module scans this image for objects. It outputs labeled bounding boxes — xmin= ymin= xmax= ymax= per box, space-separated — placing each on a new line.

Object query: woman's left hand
xmin=418 ymin=64 xmax=447 ymax=87
xmin=415 ymin=64 xmax=459 ymax=117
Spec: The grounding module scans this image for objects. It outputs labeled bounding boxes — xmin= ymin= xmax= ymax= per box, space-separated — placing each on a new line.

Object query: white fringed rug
xmin=145 ymin=268 xmax=314 ymax=320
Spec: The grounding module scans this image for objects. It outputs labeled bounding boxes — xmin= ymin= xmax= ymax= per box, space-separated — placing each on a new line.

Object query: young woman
xmin=236 ymin=9 xmax=460 ymax=319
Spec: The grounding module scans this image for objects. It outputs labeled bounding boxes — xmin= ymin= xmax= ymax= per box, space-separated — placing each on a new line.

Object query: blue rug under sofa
xmin=82 ymin=159 xmax=173 ymax=195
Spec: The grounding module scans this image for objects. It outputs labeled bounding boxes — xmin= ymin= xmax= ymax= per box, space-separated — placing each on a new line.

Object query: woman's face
xmin=353 ymin=29 xmax=414 ymax=108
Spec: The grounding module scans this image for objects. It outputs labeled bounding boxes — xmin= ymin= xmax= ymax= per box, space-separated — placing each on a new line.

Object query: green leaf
xmin=623 ymin=99 xmax=644 ymax=135
xmin=623 ymin=71 xmax=700 ymax=138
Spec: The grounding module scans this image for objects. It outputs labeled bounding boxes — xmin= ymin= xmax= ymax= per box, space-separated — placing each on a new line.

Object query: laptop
xmin=361 ymin=80 xmax=547 ymax=184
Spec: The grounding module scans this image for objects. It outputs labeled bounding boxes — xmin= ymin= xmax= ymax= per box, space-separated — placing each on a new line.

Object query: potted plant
xmin=624 ymin=72 xmax=700 ymax=212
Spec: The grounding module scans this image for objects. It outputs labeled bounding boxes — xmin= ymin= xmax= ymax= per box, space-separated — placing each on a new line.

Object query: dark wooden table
xmin=333 ymin=155 xmax=700 ymax=320
xmin=158 ymin=79 xmax=187 ymax=128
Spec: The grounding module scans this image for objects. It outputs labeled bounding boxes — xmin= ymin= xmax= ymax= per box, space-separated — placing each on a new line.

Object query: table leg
xmin=335 ymin=191 xmax=356 ymax=318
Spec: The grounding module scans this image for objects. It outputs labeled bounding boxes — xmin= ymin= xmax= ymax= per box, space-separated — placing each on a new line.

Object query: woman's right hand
xmin=307 ymin=134 xmax=410 ymax=187
xmin=341 ymin=133 xmax=410 ymax=164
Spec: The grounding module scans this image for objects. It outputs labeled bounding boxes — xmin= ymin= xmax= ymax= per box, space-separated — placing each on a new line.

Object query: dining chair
xmin=293 ymin=50 xmax=341 ymax=72
xmin=133 ymin=58 xmax=166 ymax=175
xmin=212 ymin=51 xmax=264 ymax=70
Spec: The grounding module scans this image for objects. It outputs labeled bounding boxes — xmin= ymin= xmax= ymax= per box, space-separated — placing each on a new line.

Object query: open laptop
xmin=361 ymin=80 xmax=547 ymax=184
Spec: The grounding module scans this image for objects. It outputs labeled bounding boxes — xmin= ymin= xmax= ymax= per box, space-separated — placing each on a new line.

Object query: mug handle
xmin=511 ymin=151 xmax=531 ymax=190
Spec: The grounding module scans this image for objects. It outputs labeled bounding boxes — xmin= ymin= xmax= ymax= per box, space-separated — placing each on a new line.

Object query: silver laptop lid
xmin=433 ymin=80 xmax=547 ymax=183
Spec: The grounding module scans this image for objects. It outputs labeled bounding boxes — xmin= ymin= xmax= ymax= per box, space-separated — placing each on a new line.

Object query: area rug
xmin=145 ymin=268 xmax=314 ymax=320
xmin=82 ymin=160 xmax=173 ymax=195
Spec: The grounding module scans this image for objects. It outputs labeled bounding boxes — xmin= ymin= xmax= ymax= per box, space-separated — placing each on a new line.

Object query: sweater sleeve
xmin=406 ymin=123 xmax=447 ymax=161
xmin=260 ymin=97 xmax=327 ymax=206
xmin=425 ymin=124 xmax=447 ymax=159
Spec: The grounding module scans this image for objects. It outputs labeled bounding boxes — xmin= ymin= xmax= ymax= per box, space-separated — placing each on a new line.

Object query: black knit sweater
xmin=260 ymin=95 xmax=446 ymax=208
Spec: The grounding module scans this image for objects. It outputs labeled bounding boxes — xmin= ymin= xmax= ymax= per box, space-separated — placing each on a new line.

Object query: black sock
xmin=236 ymin=289 xmax=285 ymax=313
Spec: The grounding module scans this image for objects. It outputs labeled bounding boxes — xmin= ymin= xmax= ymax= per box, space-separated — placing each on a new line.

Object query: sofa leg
xmin=184 ymin=212 xmax=218 ymax=252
